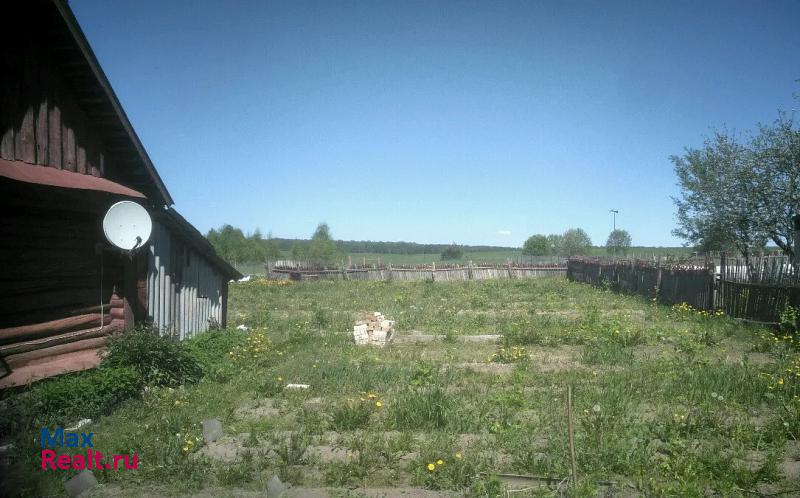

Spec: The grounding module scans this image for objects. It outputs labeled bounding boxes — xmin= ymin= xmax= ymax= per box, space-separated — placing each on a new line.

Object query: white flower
xmin=711 ymin=392 xmax=718 ymax=399
xmin=592 ymin=404 xmax=601 ymax=413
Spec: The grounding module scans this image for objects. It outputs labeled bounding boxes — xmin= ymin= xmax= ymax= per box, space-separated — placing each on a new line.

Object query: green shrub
xmin=779 ymin=306 xmax=799 ymax=334
xmin=0 ymin=366 xmax=142 ymax=434
xmin=103 ymin=327 xmax=203 ymax=387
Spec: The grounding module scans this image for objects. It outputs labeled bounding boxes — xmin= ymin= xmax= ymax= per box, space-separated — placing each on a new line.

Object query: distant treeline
xmin=270 ymin=238 xmax=516 ymax=255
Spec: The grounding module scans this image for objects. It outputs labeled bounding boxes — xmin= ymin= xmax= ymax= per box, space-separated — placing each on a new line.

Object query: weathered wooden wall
xmin=0 ymin=182 xmax=131 ymax=388
xmin=147 ymin=221 xmax=226 ymax=339
xmin=1 ymin=38 xmax=115 ymax=177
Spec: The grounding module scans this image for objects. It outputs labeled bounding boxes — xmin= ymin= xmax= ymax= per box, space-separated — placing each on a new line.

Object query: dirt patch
xmin=458 ymin=362 xmax=513 ymax=374
xmin=733 ymin=450 xmax=768 ymax=472
xmin=395 ymin=332 xmax=501 ymax=344
xmin=528 ymin=345 xmax=585 ymax=373
xmin=234 ymin=398 xmax=281 ymax=419
xmin=783 ymin=440 xmax=800 ymax=480
xmin=193 ymin=435 xmax=250 ymax=463
xmin=306 ymin=444 xmax=353 ymax=463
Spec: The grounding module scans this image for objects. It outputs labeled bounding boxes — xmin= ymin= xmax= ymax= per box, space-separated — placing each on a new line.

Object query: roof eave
xmin=51 ymin=0 xmax=174 ymax=206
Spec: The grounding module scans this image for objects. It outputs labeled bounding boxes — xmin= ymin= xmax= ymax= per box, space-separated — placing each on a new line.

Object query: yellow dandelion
xmin=375 ymin=401 xmax=382 ymax=408
xmin=427 ymin=463 xmax=436 ymax=471
xmin=436 ymin=459 xmax=444 ymax=466
xmin=455 ymin=452 xmax=462 ymax=460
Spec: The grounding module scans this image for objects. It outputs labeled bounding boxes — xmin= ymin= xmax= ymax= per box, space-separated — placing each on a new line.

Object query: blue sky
xmin=72 ymin=0 xmax=799 ymax=247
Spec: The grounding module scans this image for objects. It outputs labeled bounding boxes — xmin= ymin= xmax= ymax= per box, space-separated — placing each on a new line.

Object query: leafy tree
xmin=440 ymin=244 xmax=463 ymax=260
xmin=522 ymin=234 xmax=551 ymax=256
xmin=262 ymin=238 xmax=281 ymax=260
xmin=672 ymin=131 xmax=766 ymax=260
xmin=290 ymin=241 xmax=305 ymax=261
xmin=559 ymin=228 xmax=592 ymax=257
xmin=206 ymin=225 xmax=282 ymax=264
xmin=605 ymin=229 xmax=632 ymax=255
xmin=547 ymin=234 xmax=563 ymax=256
xmin=672 ymin=113 xmax=798 ymax=259
xmin=307 ymin=222 xmax=342 ymax=266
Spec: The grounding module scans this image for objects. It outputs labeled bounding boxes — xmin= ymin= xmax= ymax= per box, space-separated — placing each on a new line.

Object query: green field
xmin=5 ymin=277 xmax=799 ymax=496
xmin=231 ymin=247 xmax=693 ymax=276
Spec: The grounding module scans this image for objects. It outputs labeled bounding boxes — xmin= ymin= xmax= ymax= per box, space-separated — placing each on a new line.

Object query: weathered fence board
xmin=568 ymin=256 xmax=799 ymax=324
xmin=267 ymin=261 xmax=566 ymax=282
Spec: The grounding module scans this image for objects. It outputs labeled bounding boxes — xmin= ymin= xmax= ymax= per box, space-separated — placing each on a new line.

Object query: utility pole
xmin=609 ymin=209 xmax=619 ymax=232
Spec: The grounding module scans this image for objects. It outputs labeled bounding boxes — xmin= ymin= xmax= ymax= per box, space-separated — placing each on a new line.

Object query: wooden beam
xmin=0 ymin=313 xmax=108 ymax=343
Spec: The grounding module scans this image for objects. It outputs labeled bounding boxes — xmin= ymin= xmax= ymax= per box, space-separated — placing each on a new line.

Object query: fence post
xmin=387 ymin=262 xmax=392 ymax=281
xmin=432 ymin=261 xmax=436 ymax=282
xmin=793 ymin=214 xmax=800 ymax=268
xmin=468 ymin=260 xmax=473 ymax=280
xmin=655 ymin=267 xmax=662 ymax=302
xmin=719 ymin=253 xmax=726 ymax=313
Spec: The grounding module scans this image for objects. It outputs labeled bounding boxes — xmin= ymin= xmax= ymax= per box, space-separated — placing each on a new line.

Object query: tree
xmin=206 ymin=225 xmax=282 ymax=264
xmin=547 ymin=234 xmax=563 ymax=256
xmin=605 ymin=229 xmax=632 ymax=255
xmin=440 ymin=244 xmax=463 ymax=261
xmin=559 ymin=228 xmax=592 ymax=257
xmin=307 ymin=222 xmax=342 ymax=266
xmin=672 ymin=112 xmax=798 ymax=259
xmin=262 ymin=232 xmax=281 ymax=261
xmin=522 ymin=234 xmax=551 ymax=256
xmin=290 ymin=241 xmax=305 ymax=261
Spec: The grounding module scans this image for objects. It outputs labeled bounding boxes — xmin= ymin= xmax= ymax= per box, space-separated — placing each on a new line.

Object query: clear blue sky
xmin=72 ymin=0 xmax=799 ymax=247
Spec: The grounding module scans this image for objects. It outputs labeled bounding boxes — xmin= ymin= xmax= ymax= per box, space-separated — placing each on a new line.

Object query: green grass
xmin=3 ymin=277 xmax=799 ymax=497
xmin=231 ymin=247 xmax=694 ymax=275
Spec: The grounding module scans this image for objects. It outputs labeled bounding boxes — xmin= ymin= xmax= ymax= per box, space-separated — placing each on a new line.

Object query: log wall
xmin=1 ymin=37 xmax=115 ymax=177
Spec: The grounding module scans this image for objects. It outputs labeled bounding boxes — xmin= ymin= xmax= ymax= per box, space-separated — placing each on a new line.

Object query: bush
xmin=440 ymin=245 xmax=463 ymax=261
xmin=0 ymin=366 xmax=142 ymax=434
xmin=103 ymin=327 xmax=203 ymax=387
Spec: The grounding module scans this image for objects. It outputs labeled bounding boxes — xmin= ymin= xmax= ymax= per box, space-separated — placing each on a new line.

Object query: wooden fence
xmin=267 ymin=261 xmax=566 ymax=282
xmin=568 ymin=256 xmax=800 ymax=324
xmin=718 ymin=255 xmax=800 ymax=323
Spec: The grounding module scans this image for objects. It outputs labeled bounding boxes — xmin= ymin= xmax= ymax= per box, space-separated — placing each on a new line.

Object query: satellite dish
xmin=102 ymin=201 xmax=152 ymax=251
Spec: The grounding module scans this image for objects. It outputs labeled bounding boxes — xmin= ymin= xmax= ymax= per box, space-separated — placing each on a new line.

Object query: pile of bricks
xmin=353 ymin=312 xmax=395 ymax=347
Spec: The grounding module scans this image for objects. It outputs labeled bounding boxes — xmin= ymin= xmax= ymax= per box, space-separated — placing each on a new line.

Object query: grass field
xmin=6 ymin=278 xmax=799 ymax=497
xmin=232 ymin=247 xmax=693 ymax=276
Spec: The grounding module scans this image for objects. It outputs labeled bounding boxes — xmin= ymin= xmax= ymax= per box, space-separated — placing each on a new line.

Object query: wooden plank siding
xmin=0 ymin=39 xmax=113 ymax=178
xmin=146 ymin=221 xmax=227 ymax=339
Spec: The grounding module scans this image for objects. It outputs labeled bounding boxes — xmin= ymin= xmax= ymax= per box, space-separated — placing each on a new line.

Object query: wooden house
xmin=0 ymin=0 xmax=242 ymax=388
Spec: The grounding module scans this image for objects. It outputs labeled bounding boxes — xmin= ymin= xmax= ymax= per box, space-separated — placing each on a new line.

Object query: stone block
xmin=64 ymin=470 xmax=97 ymax=497
xmin=202 ymin=419 xmax=223 ymax=444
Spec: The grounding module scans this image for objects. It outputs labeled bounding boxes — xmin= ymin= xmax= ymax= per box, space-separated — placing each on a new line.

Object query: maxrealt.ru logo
xmin=40 ymin=427 xmax=138 ymax=470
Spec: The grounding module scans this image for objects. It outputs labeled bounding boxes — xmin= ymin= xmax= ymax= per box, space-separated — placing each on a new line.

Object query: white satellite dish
xmin=102 ymin=201 xmax=152 ymax=251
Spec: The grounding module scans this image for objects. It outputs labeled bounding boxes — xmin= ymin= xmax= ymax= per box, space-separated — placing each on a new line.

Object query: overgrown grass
xmin=2 ymin=278 xmax=798 ymax=497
